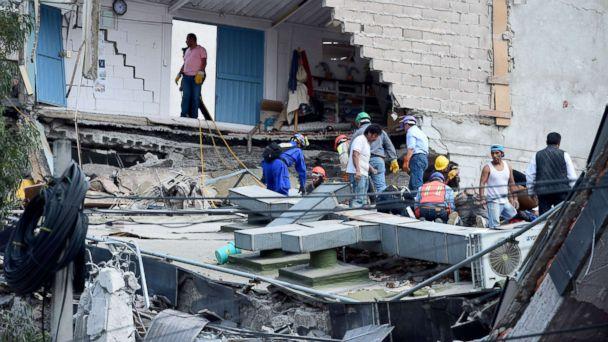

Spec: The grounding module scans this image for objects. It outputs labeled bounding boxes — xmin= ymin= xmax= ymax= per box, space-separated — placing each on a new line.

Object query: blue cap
xmin=430 ymin=172 xmax=445 ymax=182
xmin=490 ymin=144 xmax=504 ymax=153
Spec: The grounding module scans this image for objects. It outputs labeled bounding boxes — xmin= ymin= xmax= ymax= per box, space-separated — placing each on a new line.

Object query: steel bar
xmin=386 ymin=203 xmax=563 ymax=301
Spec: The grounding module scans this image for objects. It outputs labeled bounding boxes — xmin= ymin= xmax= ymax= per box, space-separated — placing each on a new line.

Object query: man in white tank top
xmin=479 ymin=144 xmax=518 ymax=228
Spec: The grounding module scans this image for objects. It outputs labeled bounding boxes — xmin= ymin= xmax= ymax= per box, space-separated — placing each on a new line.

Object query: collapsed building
xmin=2 ymin=0 xmax=608 ymax=341
xmin=9 ymin=0 xmax=606 ymax=185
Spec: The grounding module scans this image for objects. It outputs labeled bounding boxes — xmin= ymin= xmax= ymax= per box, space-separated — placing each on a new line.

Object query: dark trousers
xmin=180 ymin=76 xmax=201 ymax=118
xmin=538 ymin=193 xmax=566 ymax=215
xmin=418 ymin=206 xmax=449 ymax=222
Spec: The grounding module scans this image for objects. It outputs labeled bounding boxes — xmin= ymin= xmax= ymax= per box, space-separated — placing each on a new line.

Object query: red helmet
xmin=311 ymin=166 xmax=326 ymax=178
xmin=334 ymin=134 xmax=348 ymax=150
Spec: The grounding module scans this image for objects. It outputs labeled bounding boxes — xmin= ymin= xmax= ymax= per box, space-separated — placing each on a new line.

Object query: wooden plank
xmin=493 ymin=0 xmax=508 ymax=33
xmin=496 ymin=118 xmax=511 ymax=126
xmin=479 ymin=110 xmax=512 ymax=119
xmin=488 ymin=74 xmax=510 ymax=85
xmin=493 ymin=40 xmax=509 ymax=76
xmin=494 ymin=85 xmax=511 ymax=112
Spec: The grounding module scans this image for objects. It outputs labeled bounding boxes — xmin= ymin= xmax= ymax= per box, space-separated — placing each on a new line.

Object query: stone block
xmin=279 ymin=263 xmax=369 ymax=287
xmin=281 ymin=224 xmax=358 ymax=253
xmin=234 ymin=224 xmax=307 ymax=251
xmin=228 ymin=252 xmax=310 ymax=272
xmin=98 ymin=268 xmax=125 ymax=293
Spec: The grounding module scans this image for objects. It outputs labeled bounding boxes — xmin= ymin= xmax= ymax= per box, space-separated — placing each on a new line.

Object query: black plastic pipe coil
xmin=3 ymin=162 xmax=89 ymax=295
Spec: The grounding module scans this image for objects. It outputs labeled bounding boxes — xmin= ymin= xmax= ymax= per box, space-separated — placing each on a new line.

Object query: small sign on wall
xmin=94 ymin=35 xmax=106 ymax=94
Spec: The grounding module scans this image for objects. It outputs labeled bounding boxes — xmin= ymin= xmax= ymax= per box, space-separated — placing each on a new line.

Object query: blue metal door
xmin=216 ymin=26 xmax=264 ymax=125
xmin=36 ymin=5 xmax=66 ymax=106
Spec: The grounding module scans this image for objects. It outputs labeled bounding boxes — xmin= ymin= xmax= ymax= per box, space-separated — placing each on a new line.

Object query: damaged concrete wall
xmin=61 ymin=0 xmax=170 ymax=116
xmin=327 ymin=0 xmax=493 ymax=115
xmin=327 ymin=0 xmax=606 ymax=186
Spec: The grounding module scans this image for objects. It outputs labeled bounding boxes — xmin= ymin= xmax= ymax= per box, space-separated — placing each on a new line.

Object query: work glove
xmin=389 ymin=159 xmax=399 ymax=174
xmin=174 ymin=72 xmax=182 ymax=85
xmin=195 ymin=71 xmax=206 ymax=85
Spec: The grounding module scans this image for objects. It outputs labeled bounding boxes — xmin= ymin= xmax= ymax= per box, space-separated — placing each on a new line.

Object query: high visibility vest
xmin=419 ymin=181 xmax=447 ymax=206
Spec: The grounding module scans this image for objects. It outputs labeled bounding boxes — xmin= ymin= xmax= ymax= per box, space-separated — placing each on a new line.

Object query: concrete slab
xmin=234 ymin=224 xmax=307 ymax=251
xmin=331 ymin=209 xmax=377 ymax=220
xmin=344 ymin=221 xmax=381 ymax=242
xmin=220 ymin=221 xmax=264 ymax=233
xmin=300 ymin=220 xmax=344 ymax=228
xmin=268 ymin=183 xmax=351 ymax=227
xmin=282 ymin=224 xmax=358 ymax=253
xmin=279 ymin=263 xmax=369 ymax=287
xmin=228 ymin=186 xmax=299 ymax=218
xmin=353 ymin=212 xmax=419 ymax=225
xmin=228 ymin=252 xmax=310 ymax=272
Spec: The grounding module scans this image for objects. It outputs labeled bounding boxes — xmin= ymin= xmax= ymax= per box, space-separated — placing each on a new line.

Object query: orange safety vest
xmin=419 ymin=181 xmax=448 ymax=206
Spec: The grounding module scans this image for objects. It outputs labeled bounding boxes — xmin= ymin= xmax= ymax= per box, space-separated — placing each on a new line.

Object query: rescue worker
xmin=335 ymin=134 xmax=350 ymax=180
xmin=423 ymin=155 xmax=461 ymax=190
xmin=351 ymin=112 xmax=399 ymax=193
xmin=525 ymin=132 xmax=577 ymax=214
xmin=306 ymin=166 xmax=326 ymax=194
xmin=401 ymin=115 xmax=429 ymax=191
xmin=347 ymin=124 xmax=382 ymax=207
xmin=261 ymin=133 xmax=309 ymax=195
xmin=479 ymin=144 xmax=518 ymax=228
xmin=414 ymin=172 xmax=457 ymax=223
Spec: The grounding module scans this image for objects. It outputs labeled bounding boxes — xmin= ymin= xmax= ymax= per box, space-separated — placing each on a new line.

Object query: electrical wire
xmin=3 ymin=162 xmax=89 ymax=295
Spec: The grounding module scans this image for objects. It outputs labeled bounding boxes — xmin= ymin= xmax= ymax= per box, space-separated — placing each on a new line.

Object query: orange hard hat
xmin=334 ymin=134 xmax=348 ymax=150
xmin=312 ymin=166 xmax=326 ymax=178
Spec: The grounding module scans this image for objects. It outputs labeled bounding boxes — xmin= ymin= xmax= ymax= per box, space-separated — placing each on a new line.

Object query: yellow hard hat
xmin=435 ymin=155 xmax=449 ymax=171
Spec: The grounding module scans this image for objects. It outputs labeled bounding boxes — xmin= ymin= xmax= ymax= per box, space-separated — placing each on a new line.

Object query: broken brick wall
xmin=327 ymin=0 xmax=607 ymax=186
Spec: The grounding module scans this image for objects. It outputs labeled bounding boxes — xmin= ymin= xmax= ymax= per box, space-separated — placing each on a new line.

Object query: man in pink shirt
xmin=179 ymin=33 xmax=207 ymax=118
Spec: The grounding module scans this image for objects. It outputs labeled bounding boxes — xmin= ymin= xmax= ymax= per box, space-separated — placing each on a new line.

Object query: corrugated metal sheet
xmin=171 ymin=0 xmax=332 ymax=27
xmin=216 ymin=26 xmax=264 ymax=125
xmin=36 ymin=5 xmax=66 ymax=106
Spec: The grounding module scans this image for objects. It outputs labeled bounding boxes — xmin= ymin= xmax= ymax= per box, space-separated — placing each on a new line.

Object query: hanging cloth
xmin=286 ymin=65 xmax=309 ymax=117
xmin=299 ymin=50 xmax=314 ymax=97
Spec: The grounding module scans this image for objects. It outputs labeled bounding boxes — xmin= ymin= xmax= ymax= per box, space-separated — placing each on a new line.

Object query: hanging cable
xmin=3 ymin=162 xmax=89 ymax=295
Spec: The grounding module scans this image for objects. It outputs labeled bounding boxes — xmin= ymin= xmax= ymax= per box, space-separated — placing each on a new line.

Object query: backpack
xmin=262 ymin=142 xmax=284 ymax=162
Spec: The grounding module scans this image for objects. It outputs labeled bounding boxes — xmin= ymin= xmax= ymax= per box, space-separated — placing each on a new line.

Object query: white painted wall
xmin=169 ymin=20 xmax=217 ymax=118
xmin=62 ymin=0 xmax=170 ymax=116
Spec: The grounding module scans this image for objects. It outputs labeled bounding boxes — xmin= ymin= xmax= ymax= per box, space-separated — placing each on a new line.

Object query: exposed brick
xmin=364 ymin=25 xmax=383 ymax=35
xmin=383 ymin=27 xmax=403 ymax=38
xmin=440 ymin=77 xmax=460 ymax=89
xmin=460 ymin=13 xmax=479 ymax=25
xmin=422 ymin=98 xmax=441 ymax=111
xmin=401 ymin=51 xmax=422 ymax=63
xmin=379 ymin=71 xmax=401 ymax=83
xmin=421 ymin=76 xmax=440 ymax=88
xmin=430 ymin=44 xmax=450 ymax=54
xmin=402 ymin=29 xmax=423 ymax=39
xmin=402 ymin=74 xmax=422 ymax=86
xmin=430 ymin=88 xmax=450 ymax=100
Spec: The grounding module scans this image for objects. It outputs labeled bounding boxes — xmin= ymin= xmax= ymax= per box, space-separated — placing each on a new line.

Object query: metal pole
xmin=86 ymin=235 xmax=359 ymax=304
xmin=386 ymin=203 xmax=563 ymax=301
xmin=51 ymin=139 xmax=73 ymax=342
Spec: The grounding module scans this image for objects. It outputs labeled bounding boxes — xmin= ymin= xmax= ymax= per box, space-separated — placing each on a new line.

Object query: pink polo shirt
xmin=183 ymin=45 xmax=207 ymax=76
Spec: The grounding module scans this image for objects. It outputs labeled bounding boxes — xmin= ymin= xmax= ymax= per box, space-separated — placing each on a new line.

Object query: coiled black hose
xmin=3 ymin=162 xmax=89 ymax=295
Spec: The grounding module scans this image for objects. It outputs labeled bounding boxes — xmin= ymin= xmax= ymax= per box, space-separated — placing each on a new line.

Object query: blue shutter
xmin=216 ymin=26 xmax=264 ymax=125
xmin=36 ymin=5 xmax=66 ymax=106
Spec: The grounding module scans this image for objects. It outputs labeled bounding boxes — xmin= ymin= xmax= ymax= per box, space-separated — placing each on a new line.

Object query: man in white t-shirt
xmin=346 ymin=124 xmax=382 ymax=207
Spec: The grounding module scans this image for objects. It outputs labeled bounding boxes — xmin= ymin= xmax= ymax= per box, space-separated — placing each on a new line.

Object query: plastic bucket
xmin=215 ymin=242 xmax=240 ymax=264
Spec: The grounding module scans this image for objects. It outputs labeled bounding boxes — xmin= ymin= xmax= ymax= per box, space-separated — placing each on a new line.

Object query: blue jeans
xmin=349 ymin=173 xmax=369 ymax=208
xmin=181 ymin=76 xmax=202 ymax=118
xmin=409 ymin=153 xmax=428 ymax=191
xmin=369 ymin=157 xmax=387 ymax=193
xmin=418 ymin=206 xmax=449 ymax=222
xmin=487 ymin=201 xmax=517 ymax=228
